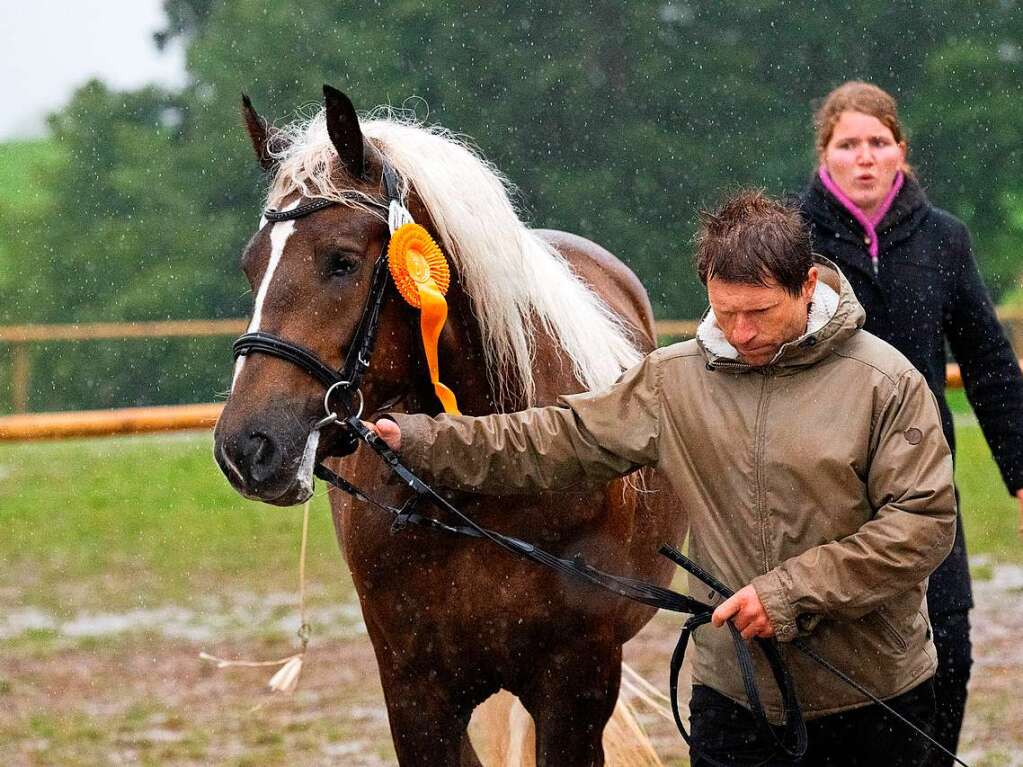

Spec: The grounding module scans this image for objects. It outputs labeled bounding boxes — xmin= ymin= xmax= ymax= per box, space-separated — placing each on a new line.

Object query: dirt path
xmin=2 ymin=562 xmax=1021 ymax=766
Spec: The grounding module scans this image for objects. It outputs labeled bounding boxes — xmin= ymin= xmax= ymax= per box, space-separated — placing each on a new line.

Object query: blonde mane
xmin=266 ymin=108 xmax=642 ymax=407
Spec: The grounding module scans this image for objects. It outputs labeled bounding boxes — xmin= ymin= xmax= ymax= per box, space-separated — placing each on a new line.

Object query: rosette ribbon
xmin=387 ymin=223 xmax=461 ymax=415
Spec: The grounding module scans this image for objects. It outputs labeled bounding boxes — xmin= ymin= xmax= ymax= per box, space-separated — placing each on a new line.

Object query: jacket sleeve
xmin=752 ymin=370 xmax=957 ymax=641
xmin=387 ymin=353 xmax=663 ymax=494
xmin=944 ymin=224 xmax=1023 ymax=494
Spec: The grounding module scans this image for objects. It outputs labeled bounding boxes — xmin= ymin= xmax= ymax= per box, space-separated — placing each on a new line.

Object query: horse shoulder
xmin=533 ymin=229 xmax=657 ymax=351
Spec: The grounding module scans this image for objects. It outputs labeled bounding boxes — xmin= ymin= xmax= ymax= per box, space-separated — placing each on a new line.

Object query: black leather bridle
xmin=232 ymin=163 xmax=403 ymax=432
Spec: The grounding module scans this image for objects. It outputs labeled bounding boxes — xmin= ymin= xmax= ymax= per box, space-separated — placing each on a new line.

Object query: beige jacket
xmin=392 ymin=260 xmax=956 ymax=720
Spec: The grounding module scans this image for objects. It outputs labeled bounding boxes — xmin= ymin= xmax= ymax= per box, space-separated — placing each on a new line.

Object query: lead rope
xmin=318 ymin=413 xmax=973 ymax=767
xmin=198 ymin=498 xmax=313 ymax=701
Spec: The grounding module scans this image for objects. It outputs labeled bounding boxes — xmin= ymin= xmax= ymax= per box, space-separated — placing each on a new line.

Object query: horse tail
xmin=468 ymin=665 xmax=668 ymax=766
xmin=602 ymin=695 xmax=666 ymax=767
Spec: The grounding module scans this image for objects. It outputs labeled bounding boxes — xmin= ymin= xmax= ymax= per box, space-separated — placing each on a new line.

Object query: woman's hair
xmin=814 ymin=81 xmax=907 ymax=157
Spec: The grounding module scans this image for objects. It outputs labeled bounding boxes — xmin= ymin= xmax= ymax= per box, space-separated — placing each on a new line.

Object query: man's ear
xmin=803 ymin=266 xmax=819 ymax=303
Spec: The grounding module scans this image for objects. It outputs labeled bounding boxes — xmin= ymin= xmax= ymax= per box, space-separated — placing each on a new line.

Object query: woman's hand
xmin=363 ymin=418 xmax=402 ymax=451
xmin=711 ymin=584 xmax=775 ymax=640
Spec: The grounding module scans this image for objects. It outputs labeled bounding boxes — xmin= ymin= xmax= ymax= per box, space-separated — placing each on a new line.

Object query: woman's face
xmin=821 ymin=111 xmax=906 ymax=217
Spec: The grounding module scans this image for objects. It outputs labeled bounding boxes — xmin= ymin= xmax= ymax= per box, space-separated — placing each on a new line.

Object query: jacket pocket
xmin=871 ymin=610 xmax=909 ymax=653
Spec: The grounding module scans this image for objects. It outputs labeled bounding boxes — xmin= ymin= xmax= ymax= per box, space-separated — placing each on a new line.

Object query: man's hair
xmin=694 ymin=189 xmax=813 ymax=296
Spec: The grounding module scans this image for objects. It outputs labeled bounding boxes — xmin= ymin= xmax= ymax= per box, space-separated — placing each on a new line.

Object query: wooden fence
xmin=1 ymin=314 xmax=1022 ymax=441
xmin=0 ymin=319 xmax=246 ymax=414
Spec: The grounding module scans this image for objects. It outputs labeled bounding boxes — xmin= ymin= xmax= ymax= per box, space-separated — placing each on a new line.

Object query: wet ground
xmin=2 ymin=558 xmax=1021 ymax=766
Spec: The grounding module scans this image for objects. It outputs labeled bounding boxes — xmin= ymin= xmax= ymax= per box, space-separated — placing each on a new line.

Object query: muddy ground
xmin=2 ymin=558 xmax=1021 ymax=766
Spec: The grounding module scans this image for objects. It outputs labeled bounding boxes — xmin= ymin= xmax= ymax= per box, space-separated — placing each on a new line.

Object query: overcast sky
xmin=0 ymin=0 xmax=187 ymax=140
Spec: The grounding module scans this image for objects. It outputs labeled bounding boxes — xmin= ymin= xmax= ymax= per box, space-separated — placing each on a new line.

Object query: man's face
xmin=707 ymin=268 xmax=818 ymax=366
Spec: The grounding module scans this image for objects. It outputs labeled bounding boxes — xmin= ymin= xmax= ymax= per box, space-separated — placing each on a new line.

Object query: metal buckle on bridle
xmin=313 ymin=380 xmax=364 ymax=432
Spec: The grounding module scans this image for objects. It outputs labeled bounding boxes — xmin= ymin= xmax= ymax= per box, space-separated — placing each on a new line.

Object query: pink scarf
xmin=818 ymin=166 xmax=904 ymax=273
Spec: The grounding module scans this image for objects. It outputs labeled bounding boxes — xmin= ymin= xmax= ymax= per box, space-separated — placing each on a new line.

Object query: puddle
xmin=0 ymin=594 xmax=366 ymax=642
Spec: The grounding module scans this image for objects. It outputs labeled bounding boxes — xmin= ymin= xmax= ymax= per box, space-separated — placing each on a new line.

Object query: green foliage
xmin=1 ymin=2 xmax=1022 ymax=410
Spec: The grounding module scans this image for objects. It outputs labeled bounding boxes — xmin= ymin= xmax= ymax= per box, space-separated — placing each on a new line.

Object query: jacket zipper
xmin=753 ymin=371 xmax=772 ymax=574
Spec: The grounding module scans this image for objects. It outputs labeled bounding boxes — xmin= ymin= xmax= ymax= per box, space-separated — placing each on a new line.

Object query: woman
xmin=800 ymin=80 xmax=1023 ymax=764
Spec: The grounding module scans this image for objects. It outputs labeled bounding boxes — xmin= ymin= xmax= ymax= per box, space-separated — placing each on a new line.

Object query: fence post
xmin=11 ymin=344 xmax=30 ymax=413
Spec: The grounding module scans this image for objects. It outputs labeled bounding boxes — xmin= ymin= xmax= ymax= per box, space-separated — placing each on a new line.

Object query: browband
xmin=263 ymin=163 xmax=401 ymax=222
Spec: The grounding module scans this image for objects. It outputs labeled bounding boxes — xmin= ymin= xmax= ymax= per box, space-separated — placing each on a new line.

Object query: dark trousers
xmin=689 ymin=680 xmax=936 ymax=766
xmin=924 ymin=610 xmax=973 ymax=766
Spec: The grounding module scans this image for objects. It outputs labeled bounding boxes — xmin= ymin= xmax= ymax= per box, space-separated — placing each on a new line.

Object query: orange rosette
xmin=387 ymin=223 xmax=460 ymax=415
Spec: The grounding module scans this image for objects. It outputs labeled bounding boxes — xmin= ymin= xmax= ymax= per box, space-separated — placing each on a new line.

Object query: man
xmin=369 ymin=190 xmax=956 ymax=765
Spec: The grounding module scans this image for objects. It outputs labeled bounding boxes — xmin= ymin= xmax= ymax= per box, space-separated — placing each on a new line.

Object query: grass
xmin=945 ymin=388 xmax=1021 ymax=566
xmin=0 ymin=407 xmax=1017 ymax=616
xmin=955 ymin=421 xmax=1020 ymax=564
xmin=0 ymin=138 xmax=62 ymax=207
xmin=0 ymin=432 xmax=350 ymax=612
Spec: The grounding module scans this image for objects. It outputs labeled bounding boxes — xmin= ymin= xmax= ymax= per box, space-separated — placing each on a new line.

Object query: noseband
xmin=232 ymin=163 xmax=402 ymax=429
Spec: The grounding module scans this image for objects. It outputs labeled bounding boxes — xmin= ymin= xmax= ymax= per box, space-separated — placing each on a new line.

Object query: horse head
xmin=215 ymin=85 xmax=644 ymax=507
xmin=214 ymin=86 xmax=434 ymax=506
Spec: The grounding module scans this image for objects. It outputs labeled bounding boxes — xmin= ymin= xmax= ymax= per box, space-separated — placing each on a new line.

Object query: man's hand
xmin=363 ymin=418 xmax=402 ymax=451
xmin=1016 ymin=489 xmax=1023 ymax=540
xmin=711 ymin=584 xmax=775 ymax=640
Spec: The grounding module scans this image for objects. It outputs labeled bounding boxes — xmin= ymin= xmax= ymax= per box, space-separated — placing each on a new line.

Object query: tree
xmin=3 ymin=1 xmax=1021 ymax=409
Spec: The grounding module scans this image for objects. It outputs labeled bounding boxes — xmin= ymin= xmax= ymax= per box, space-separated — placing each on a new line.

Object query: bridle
xmin=226 ymin=159 xmax=969 ymax=767
xmin=232 ymin=162 xmax=403 ymax=444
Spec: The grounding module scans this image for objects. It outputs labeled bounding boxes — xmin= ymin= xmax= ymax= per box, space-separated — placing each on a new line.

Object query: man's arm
xmin=378 ymin=353 xmax=664 ymax=494
xmin=750 ymin=370 xmax=957 ymax=642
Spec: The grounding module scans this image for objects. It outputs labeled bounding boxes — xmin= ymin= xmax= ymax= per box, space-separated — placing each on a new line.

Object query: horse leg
xmin=522 ymin=643 xmax=622 ymax=767
xmin=375 ymin=660 xmax=483 ymax=766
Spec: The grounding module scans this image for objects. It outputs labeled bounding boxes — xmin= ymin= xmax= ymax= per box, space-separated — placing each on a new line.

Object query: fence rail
xmin=0 ymin=403 xmax=222 ymax=441
xmin=1 ymin=315 xmax=1022 ymax=430
xmin=0 ymin=319 xmax=247 ymax=413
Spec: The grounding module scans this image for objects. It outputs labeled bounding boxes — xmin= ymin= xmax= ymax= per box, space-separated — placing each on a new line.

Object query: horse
xmin=213 ymin=85 xmax=687 ymax=766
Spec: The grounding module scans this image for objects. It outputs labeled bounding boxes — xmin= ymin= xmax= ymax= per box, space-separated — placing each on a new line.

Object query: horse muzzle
xmin=214 ymin=421 xmax=318 ymax=506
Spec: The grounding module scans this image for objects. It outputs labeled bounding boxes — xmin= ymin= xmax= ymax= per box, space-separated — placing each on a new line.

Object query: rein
xmin=314 ymin=415 xmax=808 ymax=766
xmin=230 ymin=160 xmax=969 ymax=767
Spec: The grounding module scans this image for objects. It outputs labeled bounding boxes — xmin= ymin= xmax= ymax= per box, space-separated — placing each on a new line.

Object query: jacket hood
xmin=697 ymin=256 xmax=865 ymax=371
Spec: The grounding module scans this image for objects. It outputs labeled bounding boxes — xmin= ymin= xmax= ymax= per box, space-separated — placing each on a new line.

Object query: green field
xmin=0 ymin=139 xmax=62 ymax=205
xmin=0 ymin=414 xmax=1017 ymax=614
xmin=0 ymin=433 xmax=351 ymax=614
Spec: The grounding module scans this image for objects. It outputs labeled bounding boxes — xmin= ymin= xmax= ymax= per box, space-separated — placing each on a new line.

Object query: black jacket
xmin=801 ymin=173 xmax=1023 ymax=614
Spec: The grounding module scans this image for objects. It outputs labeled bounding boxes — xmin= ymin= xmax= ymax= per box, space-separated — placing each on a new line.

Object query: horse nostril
xmin=241 ymin=431 xmax=281 ymax=484
xmin=252 ymin=433 xmax=272 ymax=465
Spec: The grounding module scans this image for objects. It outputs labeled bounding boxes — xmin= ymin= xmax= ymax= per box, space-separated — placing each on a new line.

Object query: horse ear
xmin=323 ymin=84 xmax=365 ymax=179
xmin=241 ymin=93 xmax=285 ymax=172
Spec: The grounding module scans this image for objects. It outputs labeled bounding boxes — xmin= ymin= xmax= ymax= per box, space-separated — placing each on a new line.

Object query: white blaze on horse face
xmin=231 ymin=205 xmax=300 ymax=390
xmin=294 ymin=427 xmax=320 ymax=502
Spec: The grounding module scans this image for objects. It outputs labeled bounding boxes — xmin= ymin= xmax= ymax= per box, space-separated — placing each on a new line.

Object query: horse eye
xmin=328 ymin=252 xmax=359 ymax=277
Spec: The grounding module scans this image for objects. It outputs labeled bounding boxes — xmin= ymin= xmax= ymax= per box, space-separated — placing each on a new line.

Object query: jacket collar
xmin=801 ymin=173 xmax=930 ymax=263
xmin=697 ymin=256 xmax=865 ymax=372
